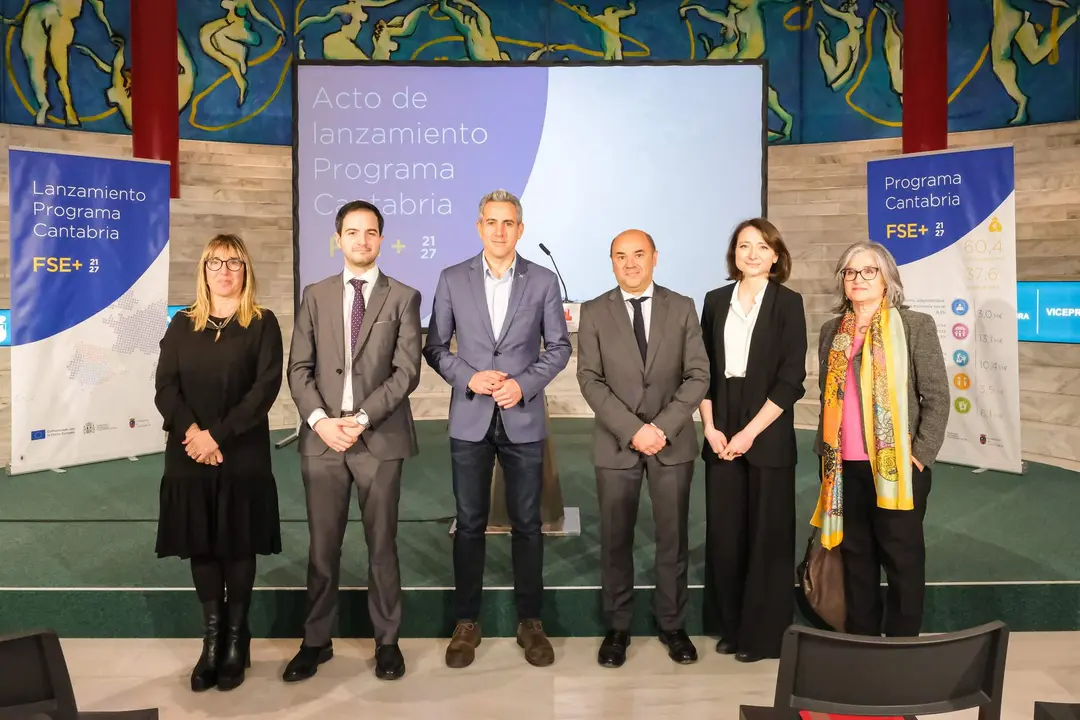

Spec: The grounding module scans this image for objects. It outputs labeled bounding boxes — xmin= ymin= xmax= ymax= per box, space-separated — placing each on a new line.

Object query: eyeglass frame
xmin=840 ymin=266 xmax=880 ymax=282
xmin=205 ymin=257 xmax=245 ymax=272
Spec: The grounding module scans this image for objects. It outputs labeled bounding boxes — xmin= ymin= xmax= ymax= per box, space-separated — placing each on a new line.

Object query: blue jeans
xmin=450 ymin=409 xmax=544 ymax=621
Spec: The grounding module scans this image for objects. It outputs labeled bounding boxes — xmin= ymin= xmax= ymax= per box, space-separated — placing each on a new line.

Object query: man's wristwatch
xmin=353 ymin=409 xmax=369 ymax=427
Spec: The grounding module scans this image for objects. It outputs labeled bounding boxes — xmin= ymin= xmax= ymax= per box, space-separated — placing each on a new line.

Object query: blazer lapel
xmin=352 ymin=272 xmax=390 ymax=359
xmin=468 ymin=254 xmax=497 ymax=344
xmin=712 ymin=284 xmax=733 ymax=373
xmin=643 ymin=287 xmax=668 ymax=375
xmin=608 ymin=289 xmax=644 ymax=373
xmin=496 ymin=261 xmax=529 ymax=346
xmin=744 ymin=281 xmax=777 ymax=380
xmin=326 ymin=274 xmax=346 ymax=365
xmin=708 ymin=285 xmax=733 ymax=427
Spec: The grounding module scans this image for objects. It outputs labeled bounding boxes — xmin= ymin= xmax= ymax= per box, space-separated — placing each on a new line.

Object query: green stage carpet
xmin=0 ymin=420 xmax=1077 ymax=637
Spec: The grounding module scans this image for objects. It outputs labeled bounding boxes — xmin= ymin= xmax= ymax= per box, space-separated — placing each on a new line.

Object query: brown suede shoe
xmin=445 ymin=620 xmax=481 ymax=668
xmin=516 ymin=619 xmax=554 ymax=667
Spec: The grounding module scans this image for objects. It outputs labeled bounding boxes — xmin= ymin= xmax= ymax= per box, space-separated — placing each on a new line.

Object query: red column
xmin=130 ymin=0 xmax=179 ymax=197
xmin=901 ymin=0 xmax=948 ymax=153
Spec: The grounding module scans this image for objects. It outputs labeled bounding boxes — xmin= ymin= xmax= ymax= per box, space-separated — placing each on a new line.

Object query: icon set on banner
xmin=950 ymin=298 xmax=972 ymax=415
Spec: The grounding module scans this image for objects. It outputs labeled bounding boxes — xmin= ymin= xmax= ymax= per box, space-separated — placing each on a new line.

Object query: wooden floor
xmin=62 ymin=633 xmax=1080 ymax=719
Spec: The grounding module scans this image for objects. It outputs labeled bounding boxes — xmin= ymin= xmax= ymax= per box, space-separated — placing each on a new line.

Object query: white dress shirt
xmin=621 ymin=282 xmax=654 ymax=340
xmin=723 ymin=280 xmax=767 ymax=378
xmin=307 ymin=265 xmax=379 ymax=429
xmin=484 ymin=253 xmax=516 ymax=338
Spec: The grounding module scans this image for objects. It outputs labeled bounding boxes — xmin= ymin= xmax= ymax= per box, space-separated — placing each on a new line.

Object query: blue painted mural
xmin=0 ymin=0 xmax=1076 ymax=146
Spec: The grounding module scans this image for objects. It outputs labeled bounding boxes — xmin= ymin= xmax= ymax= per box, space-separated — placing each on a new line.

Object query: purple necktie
xmin=349 ymin=278 xmax=367 ymax=352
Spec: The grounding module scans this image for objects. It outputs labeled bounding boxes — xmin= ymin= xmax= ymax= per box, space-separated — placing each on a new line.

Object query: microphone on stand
xmin=538 ymin=243 xmax=570 ymax=302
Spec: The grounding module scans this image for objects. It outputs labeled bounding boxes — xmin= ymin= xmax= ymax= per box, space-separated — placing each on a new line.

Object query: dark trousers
xmin=450 ymin=409 xmax=544 ymax=621
xmin=596 ymin=456 xmax=693 ymax=632
xmin=839 ymin=459 xmax=932 ymax=637
xmin=703 ymin=457 xmax=796 ymax=657
xmin=300 ymin=448 xmax=403 ymax=647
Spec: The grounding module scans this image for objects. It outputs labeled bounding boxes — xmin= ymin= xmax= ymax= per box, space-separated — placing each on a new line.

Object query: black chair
xmin=1035 ymin=703 xmax=1080 ymax=720
xmin=0 ymin=629 xmax=158 ymax=719
xmin=740 ymin=621 xmax=1009 ymax=720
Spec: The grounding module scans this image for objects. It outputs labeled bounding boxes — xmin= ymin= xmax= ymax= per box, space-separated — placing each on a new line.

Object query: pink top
xmin=841 ymin=334 xmax=869 ymax=461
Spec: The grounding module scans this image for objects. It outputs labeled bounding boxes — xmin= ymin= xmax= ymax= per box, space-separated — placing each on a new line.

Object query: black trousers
xmin=838 ymin=459 xmax=932 ymax=637
xmin=449 ymin=408 xmax=544 ymax=621
xmin=703 ymin=458 xmax=796 ymax=658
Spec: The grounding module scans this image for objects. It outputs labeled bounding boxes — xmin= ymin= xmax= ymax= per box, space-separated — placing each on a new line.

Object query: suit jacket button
xmin=336 ymin=369 xmax=343 ymax=374
xmin=644 ymin=382 xmax=650 ymax=389
xmin=494 ymin=350 xmax=501 ymax=356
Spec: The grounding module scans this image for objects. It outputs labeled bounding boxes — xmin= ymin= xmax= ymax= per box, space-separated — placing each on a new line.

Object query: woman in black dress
xmin=154 ymin=233 xmax=283 ymax=692
xmin=699 ymin=218 xmax=807 ymax=662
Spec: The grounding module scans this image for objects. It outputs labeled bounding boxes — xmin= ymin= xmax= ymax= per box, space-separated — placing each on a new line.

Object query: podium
xmin=442 ymin=302 xmax=583 ymax=537
xmin=280 ymin=297 xmax=585 ymax=537
xmin=483 ymin=398 xmax=581 ymax=535
xmin=485 ymin=302 xmax=581 ymax=536
xmin=444 ymin=398 xmax=580 ymax=536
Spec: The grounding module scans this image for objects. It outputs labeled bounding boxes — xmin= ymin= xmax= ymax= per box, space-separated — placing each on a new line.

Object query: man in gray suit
xmin=284 ymin=200 xmax=422 ymax=682
xmin=423 ymin=189 xmax=572 ymax=669
xmin=576 ymin=229 xmax=710 ymax=668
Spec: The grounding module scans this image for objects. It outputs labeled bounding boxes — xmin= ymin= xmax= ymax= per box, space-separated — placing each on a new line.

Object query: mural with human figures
xmin=0 ymin=0 xmax=1076 ymax=146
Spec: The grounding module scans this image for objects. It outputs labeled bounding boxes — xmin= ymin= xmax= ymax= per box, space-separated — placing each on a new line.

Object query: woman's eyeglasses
xmin=841 ymin=266 xmax=879 ymax=282
xmin=206 ymin=258 xmax=245 ymax=272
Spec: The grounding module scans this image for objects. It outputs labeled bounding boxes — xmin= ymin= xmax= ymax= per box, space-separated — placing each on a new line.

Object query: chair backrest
xmin=772 ymin=622 xmax=1009 ymax=720
xmin=0 ymin=629 xmax=78 ymax=720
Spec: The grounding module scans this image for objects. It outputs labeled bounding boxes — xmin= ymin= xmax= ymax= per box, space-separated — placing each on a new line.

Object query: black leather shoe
xmin=658 ymin=629 xmax=698 ymax=664
xmin=735 ymin=651 xmax=764 ymax=663
xmin=715 ymin=639 xmax=737 ymax=655
xmin=282 ymin=644 xmax=333 ymax=682
xmin=597 ymin=630 xmax=630 ymax=668
xmin=374 ymin=644 xmax=405 ymax=680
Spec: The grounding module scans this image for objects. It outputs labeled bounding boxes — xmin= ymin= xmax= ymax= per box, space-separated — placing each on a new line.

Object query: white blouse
xmin=723 ymin=281 xmax=767 ymax=378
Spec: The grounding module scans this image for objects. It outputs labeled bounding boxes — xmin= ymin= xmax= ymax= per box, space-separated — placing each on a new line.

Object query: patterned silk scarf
xmin=812 ymin=299 xmax=913 ymax=549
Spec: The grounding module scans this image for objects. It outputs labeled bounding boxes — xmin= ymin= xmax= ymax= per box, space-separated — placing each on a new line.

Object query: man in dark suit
xmin=285 ymin=200 xmax=422 ymax=682
xmin=423 ymin=189 xmax=572 ymax=668
xmin=576 ymin=229 xmax=710 ymax=667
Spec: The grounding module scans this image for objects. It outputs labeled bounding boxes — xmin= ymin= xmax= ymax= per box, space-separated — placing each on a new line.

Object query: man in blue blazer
xmin=423 ymin=189 xmax=572 ymax=669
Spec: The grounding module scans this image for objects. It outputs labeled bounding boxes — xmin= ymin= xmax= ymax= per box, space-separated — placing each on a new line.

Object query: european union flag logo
xmin=30 ymin=429 xmax=45 ymax=440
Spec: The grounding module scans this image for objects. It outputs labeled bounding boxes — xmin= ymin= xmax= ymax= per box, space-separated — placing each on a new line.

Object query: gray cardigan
xmin=813 ymin=308 xmax=951 ymax=467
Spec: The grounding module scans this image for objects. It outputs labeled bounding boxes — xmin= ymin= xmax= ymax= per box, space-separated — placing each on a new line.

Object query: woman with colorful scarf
xmin=812 ymin=241 xmax=949 ymax=637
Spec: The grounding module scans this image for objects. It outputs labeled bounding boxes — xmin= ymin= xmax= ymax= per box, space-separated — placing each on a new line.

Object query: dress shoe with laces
xmin=597 ymin=630 xmax=630 ymax=668
xmin=517 ymin=619 xmax=555 ymax=666
xmin=282 ymin=643 xmax=333 ymax=682
xmin=715 ymin=638 xmax=737 ymax=655
xmin=375 ymin=643 xmax=405 ymax=680
xmin=658 ymin=629 xmax=698 ymax=664
xmin=445 ymin=620 xmax=481 ymax=668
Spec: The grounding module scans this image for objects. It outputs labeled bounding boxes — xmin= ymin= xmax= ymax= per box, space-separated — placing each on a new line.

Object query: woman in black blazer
xmin=699 ymin=218 xmax=808 ymax=662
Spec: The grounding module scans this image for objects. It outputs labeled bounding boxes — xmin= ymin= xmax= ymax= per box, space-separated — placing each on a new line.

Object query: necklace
xmin=206 ymin=312 xmax=235 ymax=342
